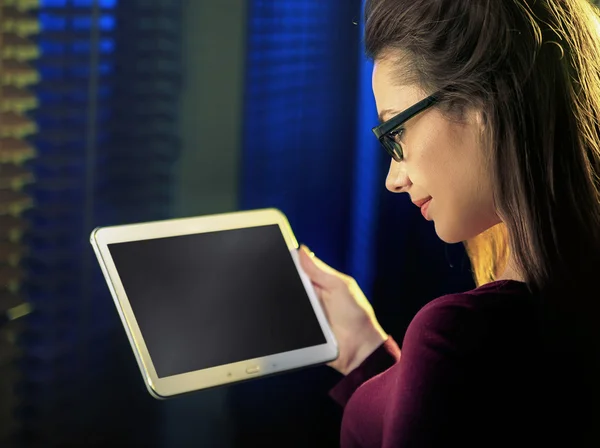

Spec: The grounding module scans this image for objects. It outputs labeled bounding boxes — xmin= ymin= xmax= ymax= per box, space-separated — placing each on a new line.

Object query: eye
xmin=389 ymin=127 xmax=405 ymax=142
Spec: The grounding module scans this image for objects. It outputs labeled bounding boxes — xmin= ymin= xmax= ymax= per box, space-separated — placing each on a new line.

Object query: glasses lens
xmin=383 ymin=135 xmax=403 ymax=161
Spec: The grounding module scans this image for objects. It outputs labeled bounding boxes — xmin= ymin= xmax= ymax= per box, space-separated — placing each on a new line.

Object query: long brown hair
xmin=365 ymin=0 xmax=600 ymax=295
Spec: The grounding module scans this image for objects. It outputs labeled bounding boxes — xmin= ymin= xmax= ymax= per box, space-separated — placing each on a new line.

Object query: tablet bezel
xmin=90 ymin=208 xmax=338 ymax=399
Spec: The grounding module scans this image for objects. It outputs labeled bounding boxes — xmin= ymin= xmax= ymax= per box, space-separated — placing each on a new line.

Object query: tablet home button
xmin=246 ymin=365 xmax=260 ymax=375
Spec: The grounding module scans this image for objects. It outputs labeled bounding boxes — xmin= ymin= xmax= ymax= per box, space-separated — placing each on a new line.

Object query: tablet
xmin=90 ymin=208 xmax=338 ymax=399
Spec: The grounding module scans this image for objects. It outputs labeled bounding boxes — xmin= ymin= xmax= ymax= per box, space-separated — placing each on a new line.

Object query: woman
xmin=299 ymin=0 xmax=600 ymax=446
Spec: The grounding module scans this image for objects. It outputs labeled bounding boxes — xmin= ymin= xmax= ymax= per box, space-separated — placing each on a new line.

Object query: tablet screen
xmin=107 ymin=224 xmax=326 ymax=378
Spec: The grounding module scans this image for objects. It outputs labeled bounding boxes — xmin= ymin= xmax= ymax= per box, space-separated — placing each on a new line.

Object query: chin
xmin=434 ymin=214 xmax=503 ymax=244
xmin=433 ymin=222 xmax=469 ymax=244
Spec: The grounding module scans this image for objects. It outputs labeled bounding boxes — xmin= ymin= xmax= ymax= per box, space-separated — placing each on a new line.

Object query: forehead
xmin=372 ymin=58 xmax=422 ymax=114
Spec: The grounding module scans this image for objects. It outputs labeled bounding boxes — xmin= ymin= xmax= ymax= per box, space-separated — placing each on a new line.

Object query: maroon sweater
xmin=329 ymin=280 xmax=585 ymax=447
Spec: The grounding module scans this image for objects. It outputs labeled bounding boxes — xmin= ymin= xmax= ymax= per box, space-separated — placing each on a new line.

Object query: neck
xmin=497 ymin=255 xmax=524 ymax=282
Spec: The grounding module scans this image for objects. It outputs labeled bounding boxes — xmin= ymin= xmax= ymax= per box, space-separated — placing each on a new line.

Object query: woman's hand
xmin=298 ymin=245 xmax=388 ymax=375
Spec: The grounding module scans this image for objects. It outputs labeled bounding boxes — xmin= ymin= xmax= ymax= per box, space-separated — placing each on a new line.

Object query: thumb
xmin=298 ymin=245 xmax=341 ymax=291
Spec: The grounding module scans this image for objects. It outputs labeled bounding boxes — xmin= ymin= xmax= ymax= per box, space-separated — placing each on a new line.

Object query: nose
xmin=385 ymin=159 xmax=411 ymax=193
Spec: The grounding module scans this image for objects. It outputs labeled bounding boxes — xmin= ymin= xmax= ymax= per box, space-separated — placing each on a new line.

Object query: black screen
xmin=108 ymin=224 xmax=326 ymax=378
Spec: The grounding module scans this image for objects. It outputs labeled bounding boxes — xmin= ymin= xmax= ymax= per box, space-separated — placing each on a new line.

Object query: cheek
xmin=409 ymin=123 xmax=460 ymax=194
xmin=432 ymin=171 xmax=497 ymax=243
xmin=410 ymin=121 xmax=499 ymax=241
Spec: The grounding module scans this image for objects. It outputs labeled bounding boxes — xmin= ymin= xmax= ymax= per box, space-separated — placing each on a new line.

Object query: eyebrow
xmin=378 ymin=108 xmax=400 ymax=124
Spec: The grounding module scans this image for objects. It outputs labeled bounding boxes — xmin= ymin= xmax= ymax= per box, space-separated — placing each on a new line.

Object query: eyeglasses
xmin=372 ymin=93 xmax=439 ymax=162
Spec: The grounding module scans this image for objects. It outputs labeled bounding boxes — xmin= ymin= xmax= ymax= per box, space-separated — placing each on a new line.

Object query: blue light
xmin=99 ymin=15 xmax=116 ymax=31
xmin=24 ymin=0 xmax=180 ymax=443
xmin=39 ymin=0 xmax=67 ymax=7
xmin=72 ymin=15 xmax=115 ymax=31
xmin=69 ymin=38 xmax=114 ymax=55
xmin=37 ymin=64 xmax=65 ymax=80
xmin=241 ymin=0 xmax=359 ymax=269
xmin=68 ymin=62 xmax=113 ymax=78
xmin=37 ymin=91 xmax=63 ymax=105
xmin=40 ymin=13 xmax=67 ymax=31
xmin=348 ymin=0 xmax=379 ymax=296
xmin=73 ymin=0 xmax=117 ymax=7
xmin=72 ymin=16 xmax=92 ymax=30
xmin=99 ymin=38 xmax=115 ymax=53
xmin=71 ymin=41 xmax=91 ymax=54
xmin=41 ymin=0 xmax=117 ymax=9
xmin=39 ymin=41 xmax=65 ymax=56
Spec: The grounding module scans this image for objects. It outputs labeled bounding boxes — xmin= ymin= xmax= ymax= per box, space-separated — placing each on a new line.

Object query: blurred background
xmin=0 ymin=0 xmax=476 ymax=446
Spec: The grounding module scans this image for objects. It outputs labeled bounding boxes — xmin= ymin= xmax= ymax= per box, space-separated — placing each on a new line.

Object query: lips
xmin=412 ymin=196 xmax=433 ymax=221
xmin=412 ymin=197 xmax=432 ymax=208
xmin=420 ymin=199 xmax=432 ymax=220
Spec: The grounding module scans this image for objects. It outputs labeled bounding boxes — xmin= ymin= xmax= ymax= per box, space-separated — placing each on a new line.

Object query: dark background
xmin=0 ymin=0 xmax=476 ymax=446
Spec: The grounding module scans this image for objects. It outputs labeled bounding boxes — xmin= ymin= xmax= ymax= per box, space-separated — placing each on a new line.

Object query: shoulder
xmin=404 ymin=280 xmax=534 ymax=355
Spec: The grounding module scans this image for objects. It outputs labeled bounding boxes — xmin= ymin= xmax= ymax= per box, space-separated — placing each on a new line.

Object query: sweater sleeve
xmin=340 ymin=294 xmax=492 ymax=447
xmin=329 ymin=336 xmax=401 ymax=408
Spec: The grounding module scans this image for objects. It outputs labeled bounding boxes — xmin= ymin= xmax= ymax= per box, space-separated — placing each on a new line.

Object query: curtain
xmin=0 ymin=0 xmax=39 ymax=444
xmin=4 ymin=0 xmax=182 ymax=446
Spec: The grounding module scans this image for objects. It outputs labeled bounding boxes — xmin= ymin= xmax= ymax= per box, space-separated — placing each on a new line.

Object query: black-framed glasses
xmin=372 ymin=93 xmax=439 ymax=162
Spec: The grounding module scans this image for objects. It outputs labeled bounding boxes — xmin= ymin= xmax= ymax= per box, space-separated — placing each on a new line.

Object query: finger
xmin=298 ymin=245 xmax=341 ymax=291
xmin=311 ymin=283 xmax=333 ymax=323
xmin=299 ymin=245 xmax=342 ymax=276
xmin=313 ymin=282 xmax=323 ymax=298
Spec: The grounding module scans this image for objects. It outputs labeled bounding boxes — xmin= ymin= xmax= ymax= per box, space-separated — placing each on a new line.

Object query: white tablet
xmin=90 ymin=208 xmax=338 ymax=399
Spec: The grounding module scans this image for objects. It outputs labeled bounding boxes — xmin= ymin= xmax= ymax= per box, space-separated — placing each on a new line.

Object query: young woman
xmin=299 ymin=0 xmax=600 ymax=446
